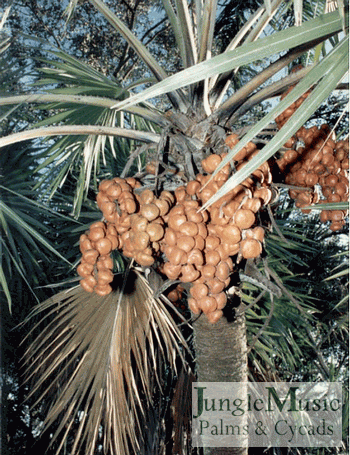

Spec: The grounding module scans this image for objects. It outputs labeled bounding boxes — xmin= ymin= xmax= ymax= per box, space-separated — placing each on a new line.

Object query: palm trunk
xmin=192 ymin=308 xmax=248 ymax=455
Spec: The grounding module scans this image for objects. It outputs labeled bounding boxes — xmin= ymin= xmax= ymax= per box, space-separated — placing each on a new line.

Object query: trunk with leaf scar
xmin=193 ymin=309 xmax=248 ymax=455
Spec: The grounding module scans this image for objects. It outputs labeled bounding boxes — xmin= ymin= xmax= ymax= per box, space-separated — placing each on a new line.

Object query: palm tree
xmin=0 ymin=1 xmax=348 ymax=454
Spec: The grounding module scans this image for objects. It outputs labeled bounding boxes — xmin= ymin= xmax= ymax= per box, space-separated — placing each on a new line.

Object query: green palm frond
xmin=66 ymin=0 xmax=188 ymax=111
xmin=0 ymin=144 xmax=73 ymax=310
xmin=323 ymin=243 xmax=349 ymax=313
xmin=0 ymin=47 xmax=164 ymax=215
xmin=36 ymin=55 xmax=124 ymax=94
xmin=23 ymin=269 xmax=189 ymax=455
xmin=114 ymin=10 xmax=345 ymax=110
xmin=303 ymin=201 xmax=349 ymax=210
xmin=0 ymin=124 xmax=160 ymax=148
xmin=0 ymin=93 xmax=168 ymax=126
xmin=243 ymin=202 xmax=348 ymax=382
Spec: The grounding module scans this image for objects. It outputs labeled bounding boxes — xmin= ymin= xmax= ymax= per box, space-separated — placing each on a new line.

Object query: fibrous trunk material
xmin=193 ymin=309 xmax=248 ymax=455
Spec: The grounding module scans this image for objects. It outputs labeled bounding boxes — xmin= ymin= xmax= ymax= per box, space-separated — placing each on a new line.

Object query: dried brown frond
xmin=22 ymin=269 xmax=189 ymax=455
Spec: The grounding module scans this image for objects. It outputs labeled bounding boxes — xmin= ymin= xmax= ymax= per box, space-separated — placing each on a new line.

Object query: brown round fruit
xmin=95 ymin=237 xmax=113 ymax=256
xmin=80 ymin=278 xmax=95 ymax=293
xmin=198 ymin=296 xmax=217 ymax=314
xmin=222 ymin=225 xmax=241 ymax=244
xmin=205 ymin=235 xmax=220 ymax=250
xmin=205 ymin=250 xmax=221 ymax=266
xmin=240 ymin=239 xmax=262 ymax=259
xmin=165 ymin=246 xmax=187 ymax=266
xmin=163 ymin=262 xmax=182 ymax=280
xmin=221 ymin=242 xmax=240 ymax=257
xmin=139 ymin=189 xmax=154 ymax=205
xmin=233 ymin=209 xmax=255 ymax=230
xmin=186 ymin=209 xmax=203 ymax=224
xmin=215 ymin=262 xmax=230 ymax=281
xmin=206 ymin=309 xmax=224 ymax=323
xmin=201 ymin=264 xmax=217 ymax=279
xmin=131 ymin=215 xmax=148 ymax=232
xmin=82 ymin=274 xmax=98 ymax=288
xmin=99 ymin=179 xmax=114 ymax=193
xmin=130 ymin=231 xmax=150 ymax=250
xmin=97 ymin=255 xmax=114 ymax=270
xmin=243 ymin=197 xmax=262 ymax=213
xmin=80 ymin=237 xmax=93 ymax=253
xmin=167 ymin=289 xmax=180 ymax=302
xmin=83 ymin=249 xmax=99 ymax=265
xmin=305 ymin=173 xmax=319 ymax=187
xmin=206 ymin=278 xmax=225 ymax=294
xmin=98 ymin=268 xmax=114 ymax=285
xmin=174 ymin=186 xmax=187 ymax=202
xmin=106 ymin=183 xmax=122 ymax=199
xmin=154 ymin=198 xmax=170 ymax=216
xmin=146 ymin=222 xmax=164 ymax=242
xmin=163 ymin=227 xmax=177 ymax=246
xmin=214 ymin=292 xmax=227 ymax=310
xmin=124 ymin=199 xmax=137 ymax=214
xmin=168 ymin=214 xmax=187 ymax=231
xmin=187 ymin=248 xmax=204 ymax=266
xmin=194 ymin=235 xmax=205 ymax=251
xmin=202 ymin=154 xmax=222 ymax=173
xmin=77 ymin=262 xmax=94 ymax=277
xmin=177 ymin=235 xmax=196 ymax=252
xmin=186 ymin=180 xmax=201 ymax=196
xmin=190 ymin=283 xmax=209 ymax=300
xmin=135 ymin=251 xmax=154 ymax=266
xmin=88 ymin=227 xmax=106 ymax=242
xmin=94 ymin=284 xmax=113 ymax=296
xmin=188 ymin=298 xmax=201 ymax=314
xmin=180 ymin=264 xmax=200 ymax=283
xmin=106 ymin=234 xmax=119 ymax=250
xmin=141 ymin=203 xmax=160 ymax=221
xmin=179 ymin=221 xmax=199 ymax=237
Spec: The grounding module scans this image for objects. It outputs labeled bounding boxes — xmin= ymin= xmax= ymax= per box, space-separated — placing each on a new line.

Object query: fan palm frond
xmin=242 ymin=201 xmax=348 ymax=383
xmin=23 ymin=269 xmax=189 ymax=455
xmin=242 ymin=222 xmax=318 ymax=379
xmin=0 ymin=143 xmax=73 ymax=309
xmin=113 ymin=10 xmax=345 ymax=110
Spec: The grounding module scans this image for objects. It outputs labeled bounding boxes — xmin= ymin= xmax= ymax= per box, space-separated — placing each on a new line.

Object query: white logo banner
xmin=192 ymin=382 xmax=342 ymax=447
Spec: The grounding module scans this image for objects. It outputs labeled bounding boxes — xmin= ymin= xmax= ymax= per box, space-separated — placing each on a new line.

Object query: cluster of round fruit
xmin=157 ymin=139 xmax=275 ymax=322
xmin=96 ymin=177 xmax=178 ymax=267
xmin=78 ymin=221 xmax=117 ymax=296
xmin=275 ymin=82 xmax=312 ymax=129
xmin=77 ymin=141 xmax=275 ymax=321
xmin=277 ymin=127 xmax=348 ymax=231
xmin=274 ymin=84 xmax=349 ymax=231
xmin=77 ymin=178 xmax=177 ymax=296
xmin=159 ymin=192 xmax=233 ymax=323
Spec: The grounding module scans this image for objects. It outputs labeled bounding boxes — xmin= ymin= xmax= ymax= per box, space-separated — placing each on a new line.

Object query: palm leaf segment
xmin=24 ymin=270 xmax=188 ymax=455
